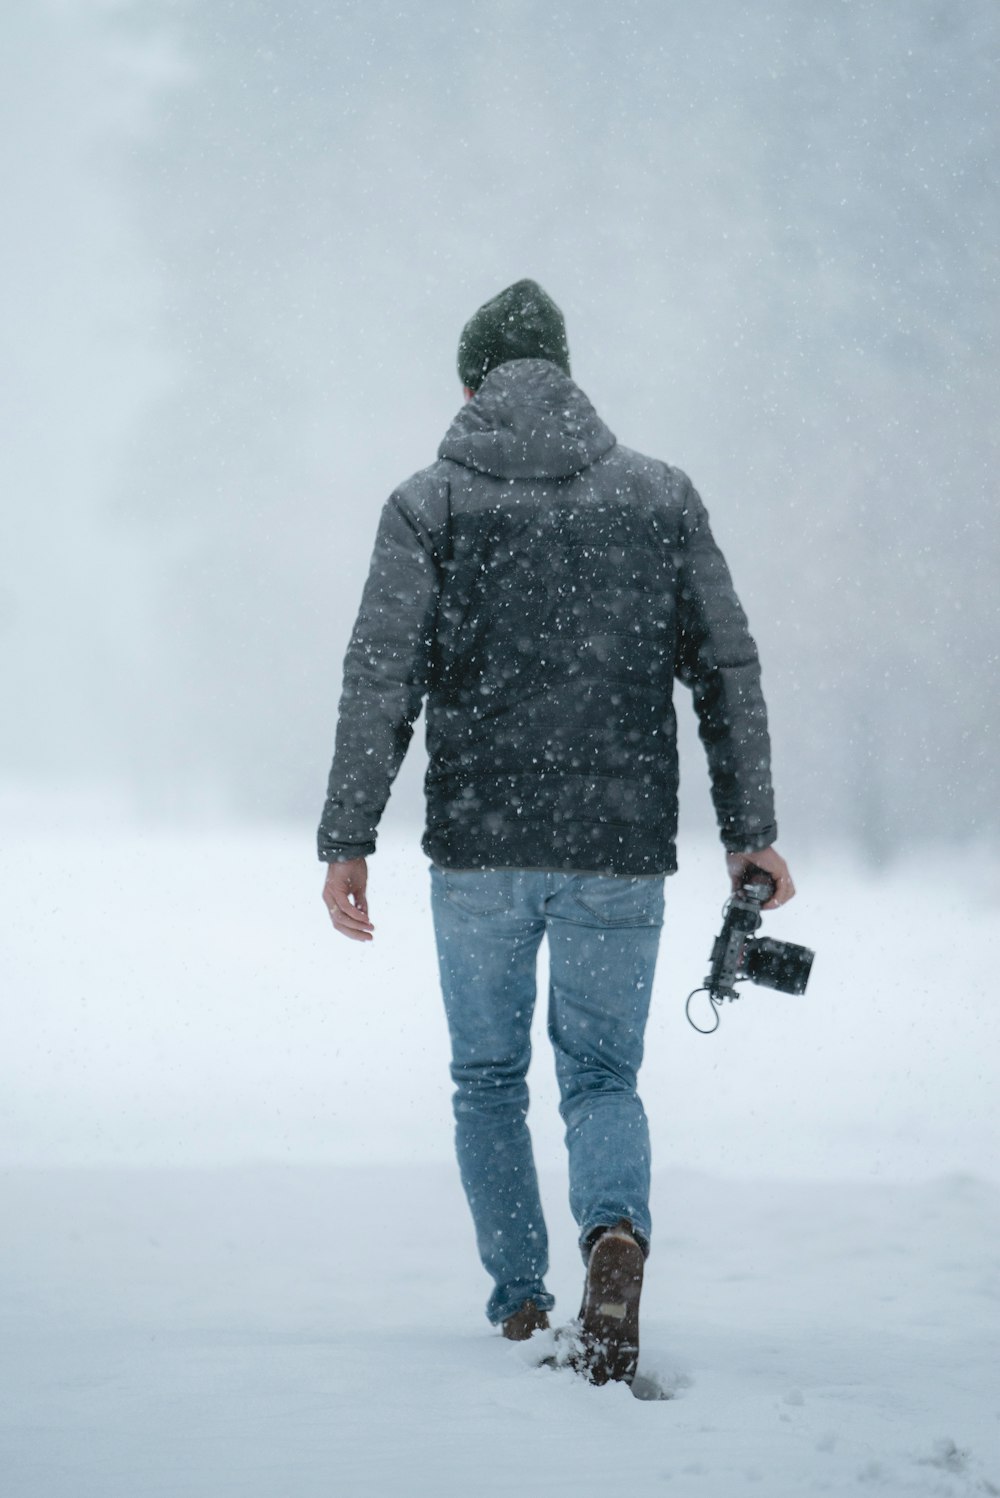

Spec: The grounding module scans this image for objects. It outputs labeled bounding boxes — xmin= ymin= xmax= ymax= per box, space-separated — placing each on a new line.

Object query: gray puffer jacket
xmin=318 ymin=359 xmax=776 ymax=875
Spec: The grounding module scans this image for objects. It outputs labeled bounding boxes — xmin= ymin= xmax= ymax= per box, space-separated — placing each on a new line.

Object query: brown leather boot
xmin=575 ymin=1220 xmax=644 ymax=1385
xmin=501 ymin=1298 xmax=551 ymax=1341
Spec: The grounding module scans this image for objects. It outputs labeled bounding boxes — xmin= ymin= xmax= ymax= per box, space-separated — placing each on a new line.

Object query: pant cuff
xmin=486 ymin=1282 xmax=556 ymax=1326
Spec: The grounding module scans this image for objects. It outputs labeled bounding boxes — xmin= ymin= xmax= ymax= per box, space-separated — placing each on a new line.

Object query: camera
xmin=686 ymin=866 xmax=814 ymax=1033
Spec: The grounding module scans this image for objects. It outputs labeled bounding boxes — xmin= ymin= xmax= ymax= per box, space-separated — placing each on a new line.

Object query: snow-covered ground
xmin=3 ymin=1163 xmax=998 ymax=1497
xmin=2 ymin=813 xmax=998 ymax=1494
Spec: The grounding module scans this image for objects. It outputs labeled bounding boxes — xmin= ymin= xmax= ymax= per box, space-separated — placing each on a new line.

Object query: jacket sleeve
xmin=674 ymin=476 xmax=777 ymax=853
xmin=317 ymin=489 xmax=443 ymax=861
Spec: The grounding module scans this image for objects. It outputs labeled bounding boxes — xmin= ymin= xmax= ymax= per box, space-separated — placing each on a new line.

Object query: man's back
xmin=319 ymin=356 xmax=776 ymax=874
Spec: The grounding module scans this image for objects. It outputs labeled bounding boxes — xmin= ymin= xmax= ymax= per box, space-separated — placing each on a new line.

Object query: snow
xmin=2 ymin=817 xmax=998 ymax=1494
xmin=3 ymin=1165 xmax=998 ymax=1496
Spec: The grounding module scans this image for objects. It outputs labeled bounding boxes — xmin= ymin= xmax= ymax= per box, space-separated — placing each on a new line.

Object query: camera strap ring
xmin=685 ymin=986 xmax=726 ymax=1035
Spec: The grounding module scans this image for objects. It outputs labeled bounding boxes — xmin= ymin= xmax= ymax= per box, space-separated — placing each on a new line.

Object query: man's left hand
xmin=323 ymin=858 xmax=374 ymax=941
xmin=725 ymin=845 xmax=795 ymax=910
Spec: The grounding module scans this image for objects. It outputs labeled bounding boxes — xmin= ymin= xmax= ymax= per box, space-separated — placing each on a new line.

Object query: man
xmin=319 ymin=279 xmax=794 ymax=1385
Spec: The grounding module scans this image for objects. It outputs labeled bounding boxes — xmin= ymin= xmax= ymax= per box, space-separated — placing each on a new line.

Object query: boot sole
xmin=576 ymin=1230 xmax=643 ymax=1385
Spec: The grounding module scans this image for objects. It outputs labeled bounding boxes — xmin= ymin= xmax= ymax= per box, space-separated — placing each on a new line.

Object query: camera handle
xmin=685 ymin=867 xmax=777 ymax=1034
xmin=741 ymin=873 xmax=776 ymax=905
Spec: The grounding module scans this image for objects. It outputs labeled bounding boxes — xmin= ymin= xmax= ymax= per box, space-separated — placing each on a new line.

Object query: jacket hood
xmin=438 ymin=359 xmax=616 ymax=480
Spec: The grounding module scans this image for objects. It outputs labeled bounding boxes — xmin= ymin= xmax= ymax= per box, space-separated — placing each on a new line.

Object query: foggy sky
xmin=3 ymin=0 xmax=997 ymax=855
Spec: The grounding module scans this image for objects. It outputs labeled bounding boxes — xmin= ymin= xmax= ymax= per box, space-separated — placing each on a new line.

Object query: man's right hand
xmin=725 ymin=846 xmax=795 ymax=910
xmin=323 ymin=858 xmax=374 ymax=942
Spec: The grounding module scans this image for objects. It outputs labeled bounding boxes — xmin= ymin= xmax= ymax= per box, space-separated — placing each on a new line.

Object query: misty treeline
xmin=2 ymin=1 xmax=996 ymax=860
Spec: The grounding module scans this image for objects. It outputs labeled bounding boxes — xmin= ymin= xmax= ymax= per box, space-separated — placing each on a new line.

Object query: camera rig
xmin=686 ymin=866 xmax=815 ymax=1034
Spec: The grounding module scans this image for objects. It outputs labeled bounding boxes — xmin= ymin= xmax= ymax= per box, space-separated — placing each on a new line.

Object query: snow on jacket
xmin=318 ymin=358 xmax=776 ymax=875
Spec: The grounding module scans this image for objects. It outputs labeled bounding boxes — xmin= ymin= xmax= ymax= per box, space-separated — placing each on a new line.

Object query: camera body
xmin=687 ymin=866 xmax=814 ymax=1033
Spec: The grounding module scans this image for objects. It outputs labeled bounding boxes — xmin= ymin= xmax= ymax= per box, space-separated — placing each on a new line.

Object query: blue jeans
xmin=430 ymin=866 xmax=665 ymax=1325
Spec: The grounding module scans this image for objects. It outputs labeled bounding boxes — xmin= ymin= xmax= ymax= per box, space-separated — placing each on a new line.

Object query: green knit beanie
xmin=457 ymin=279 xmax=571 ymax=391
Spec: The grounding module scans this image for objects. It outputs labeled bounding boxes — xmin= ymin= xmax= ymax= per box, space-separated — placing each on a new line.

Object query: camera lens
xmin=744 ymin=937 xmax=814 ymax=995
